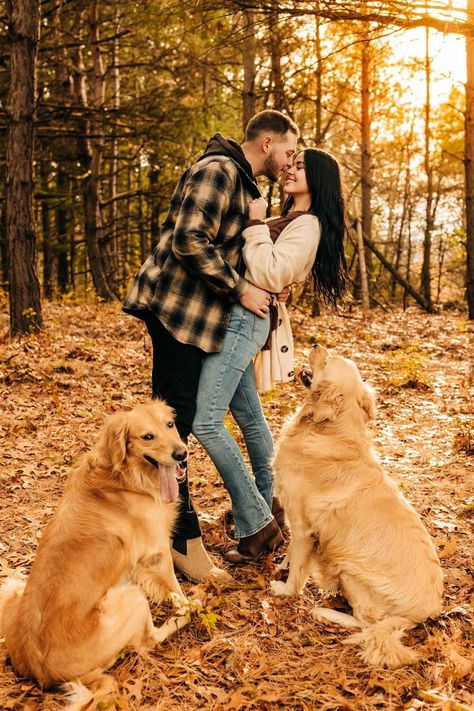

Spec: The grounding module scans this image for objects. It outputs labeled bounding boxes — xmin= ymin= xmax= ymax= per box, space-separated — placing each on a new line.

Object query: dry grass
xmin=0 ymin=302 xmax=473 ymax=710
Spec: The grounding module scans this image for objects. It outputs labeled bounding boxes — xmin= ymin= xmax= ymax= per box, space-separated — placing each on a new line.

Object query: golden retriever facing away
xmin=0 ymin=400 xmax=190 ymax=695
xmin=270 ymin=346 xmax=443 ymax=668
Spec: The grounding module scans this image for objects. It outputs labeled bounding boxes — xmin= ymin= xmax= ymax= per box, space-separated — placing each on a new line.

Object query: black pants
xmin=145 ymin=313 xmax=203 ymax=549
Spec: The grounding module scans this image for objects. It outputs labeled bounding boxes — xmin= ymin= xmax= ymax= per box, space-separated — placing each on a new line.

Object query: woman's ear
xmin=358 ymin=385 xmax=377 ymax=422
xmin=99 ymin=412 xmax=129 ymax=468
xmin=311 ymin=381 xmax=344 ymax=423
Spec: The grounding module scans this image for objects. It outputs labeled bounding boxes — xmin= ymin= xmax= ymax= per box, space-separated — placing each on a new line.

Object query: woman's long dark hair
xmin=282 ymin=148 xmax=348 ymax=307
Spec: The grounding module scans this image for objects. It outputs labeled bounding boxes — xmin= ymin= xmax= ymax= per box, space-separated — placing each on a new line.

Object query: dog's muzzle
xmin=297 ymin=368 xmax=313 ymax=388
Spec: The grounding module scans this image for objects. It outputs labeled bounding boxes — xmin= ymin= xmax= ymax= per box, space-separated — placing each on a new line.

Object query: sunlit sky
xmin=392 ymin=26 xmax=466 ymax=105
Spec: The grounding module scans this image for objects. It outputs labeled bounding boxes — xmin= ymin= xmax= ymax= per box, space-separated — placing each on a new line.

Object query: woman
xmin=192 ymin=148 xmax=347 ymax=562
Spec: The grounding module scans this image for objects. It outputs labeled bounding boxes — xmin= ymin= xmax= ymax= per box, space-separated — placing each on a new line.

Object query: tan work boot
xmin=171 ymin=537 xmax=234 ymax=584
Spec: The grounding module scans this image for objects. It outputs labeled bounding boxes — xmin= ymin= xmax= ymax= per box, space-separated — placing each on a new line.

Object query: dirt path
xmin=0 ymin=303 xmax=472 ymax=710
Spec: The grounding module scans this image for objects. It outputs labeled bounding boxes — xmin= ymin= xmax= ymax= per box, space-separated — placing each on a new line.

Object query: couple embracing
xmin=123 ymin=110 xmax=347 ymax=581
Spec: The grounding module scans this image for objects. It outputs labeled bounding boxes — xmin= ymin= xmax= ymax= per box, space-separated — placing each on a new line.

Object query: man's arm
xmin=172 ymin=160 xmax=269 ymax=316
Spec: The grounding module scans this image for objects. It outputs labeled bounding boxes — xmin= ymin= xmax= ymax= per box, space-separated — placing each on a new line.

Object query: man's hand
xmin=239 ymin=283 xmax=271 ymax=318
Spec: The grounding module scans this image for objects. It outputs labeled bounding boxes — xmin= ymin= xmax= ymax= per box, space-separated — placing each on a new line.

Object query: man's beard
xmin=263 ymin=153 xmax=280 ymax=182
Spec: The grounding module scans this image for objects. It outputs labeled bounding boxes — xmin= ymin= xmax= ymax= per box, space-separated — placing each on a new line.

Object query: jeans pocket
xmin=252 ymin=314 xmax=271 ymax=351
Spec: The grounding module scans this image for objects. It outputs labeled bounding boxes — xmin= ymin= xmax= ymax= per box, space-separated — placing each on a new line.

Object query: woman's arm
xmin=242 ymin=214 xmax=320 ymax=293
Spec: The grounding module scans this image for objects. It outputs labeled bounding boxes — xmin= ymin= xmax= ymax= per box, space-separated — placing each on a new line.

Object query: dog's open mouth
xmin=144 ymin=456 xmax=187 ymax=475
xmin=297 ymin=368 xmax=313 ymax=388
xmin=143 ymin=457 xmax=187 ymax=504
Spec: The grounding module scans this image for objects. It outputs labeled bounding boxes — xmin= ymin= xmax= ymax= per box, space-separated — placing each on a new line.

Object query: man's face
xmin=263 ymin=131 xmax=297 ymax=182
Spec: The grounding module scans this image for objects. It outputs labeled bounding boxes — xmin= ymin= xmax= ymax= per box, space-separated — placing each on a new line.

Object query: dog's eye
xmin=166 ymin=421 xmax=174 ymax=428
xmin=142 ymin=433 xmax=154 ymax=441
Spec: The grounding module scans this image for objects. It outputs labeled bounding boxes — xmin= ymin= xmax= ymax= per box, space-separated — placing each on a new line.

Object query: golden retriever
xmin=0 ymin=400 xmax=189 ymax=692
xmin=270 ymin=346 xmax=443 ymax=668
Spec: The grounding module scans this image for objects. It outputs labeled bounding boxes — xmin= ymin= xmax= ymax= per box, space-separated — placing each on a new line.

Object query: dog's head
xmin=302 ymin=345 xmax=376 ymax=424
xmin=97 ymin=401 xmax=187 ymax=501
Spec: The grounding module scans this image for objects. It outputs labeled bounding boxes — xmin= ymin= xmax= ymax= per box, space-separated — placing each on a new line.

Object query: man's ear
xmin=262 ymin=134 xmax=272 ymax=153
xmin=311 ymin=381 xmax=344 ymax=423
xmin=99 ymin=412 xmax=129 ymax=468
xmin=358 ymin=385 xmax=377 ymax=422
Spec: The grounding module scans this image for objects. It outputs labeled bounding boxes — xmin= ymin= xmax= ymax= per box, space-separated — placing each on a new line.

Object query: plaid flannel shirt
xmin=123 ymin=148 xmax=261 ymax=353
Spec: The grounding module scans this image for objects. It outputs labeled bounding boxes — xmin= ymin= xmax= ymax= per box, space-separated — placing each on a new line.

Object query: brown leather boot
xmin=225 ymin=518 xmax=283 ymax=563
xmin=224 ymin=497 xmax=285 ymax=533
xmin=271 ymin=497 xmax=285 ymax=529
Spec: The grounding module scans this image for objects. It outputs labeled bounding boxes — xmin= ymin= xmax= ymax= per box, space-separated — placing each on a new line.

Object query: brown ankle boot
xmin=225 ymin=518 xmax=283 ymax=563
xmin=224 ymin=498 xmax=285 ymax=533
xmin=271 ymin=497 xmax=285 ymax=529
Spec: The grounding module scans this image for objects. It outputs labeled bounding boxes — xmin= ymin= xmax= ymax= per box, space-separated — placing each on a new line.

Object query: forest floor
xmin=0 ymin=301 xmax=473 ymax=711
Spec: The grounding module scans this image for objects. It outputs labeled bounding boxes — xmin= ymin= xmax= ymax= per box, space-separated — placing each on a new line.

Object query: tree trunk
xmin=55 ymin=168 xmax=70 ymax=292
xmin=465 ymin=0 xmax=474 ymax=319
xmin=5 ymin=0 xmax=43 ymax=335
xmin=314 ymin=1 xmax=322 ymax=144
xmin=70 ymin=7 xmax=114 ymax=301
xmin=363 ymin=234 xmax=433 ymax=312
xmin=420 ymin=21 xmax=433 ymax=308
xmin=149 ymin=157 xmax=160 ymax=251
xmin=242 ymin=9 xmax=256 ymax=134
xmin=360 ymin=24 xmax=373 ymax=302
xmin=39 ymin=159 xmax=53 ymax=299
xmin=354 ymin=211 xmax=370 ymax=317
xmin=107 ymin=9 xmax=121 ymax=291
xmin=268 ymin=1 xmax=285 ymax=113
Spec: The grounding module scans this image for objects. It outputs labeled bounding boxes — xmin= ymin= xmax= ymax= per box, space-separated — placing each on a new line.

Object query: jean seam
xmin=194 ymin=304 xmax=273 ymax=538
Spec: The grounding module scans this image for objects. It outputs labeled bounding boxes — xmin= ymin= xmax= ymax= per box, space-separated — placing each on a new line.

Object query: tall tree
xmin=465 ymin=0 xmax=474 ymax=319
xmin=420 ymin=17 xmax=433 ymax=308
xmin=360 ymin=20 xmax=373 ymax=303
xmin=242 ymin=9 xmax=256 ymax=132
xmin=5 ymin=0 xmax=43 ymax=334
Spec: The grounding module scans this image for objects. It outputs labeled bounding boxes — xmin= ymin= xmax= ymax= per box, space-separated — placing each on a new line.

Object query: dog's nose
xmin=172 ymin=448 xmax=187 ymax=462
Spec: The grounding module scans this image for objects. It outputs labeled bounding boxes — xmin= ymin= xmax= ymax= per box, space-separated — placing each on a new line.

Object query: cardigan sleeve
xmin=242 ymin=214 xmax=320 ymax=293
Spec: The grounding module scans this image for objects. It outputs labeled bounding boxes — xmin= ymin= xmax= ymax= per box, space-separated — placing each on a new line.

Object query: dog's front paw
xmin=270 ymin=579 xmax=290 ymax=596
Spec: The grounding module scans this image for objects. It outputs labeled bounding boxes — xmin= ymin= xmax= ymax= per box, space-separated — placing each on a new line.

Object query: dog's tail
xmin=312 ymin=606 xmax=418 ymax=668
xmin=0 ymin=576 xmax=26 ymax=635
xmin=346 ymin=616 xmax=418 ymax=668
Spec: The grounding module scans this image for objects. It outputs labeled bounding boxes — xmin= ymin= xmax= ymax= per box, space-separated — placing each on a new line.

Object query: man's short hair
xmin=244 ymin=110 xmax=299 ymax=142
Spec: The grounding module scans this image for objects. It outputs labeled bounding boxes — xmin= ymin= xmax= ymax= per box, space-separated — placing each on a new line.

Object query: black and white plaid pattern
xmin=123 ymin=153 xmax=261 ymax=353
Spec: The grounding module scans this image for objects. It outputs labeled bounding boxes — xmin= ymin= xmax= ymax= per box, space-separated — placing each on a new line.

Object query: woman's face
xmin=283 ymin=151 xmax=310 ymax=199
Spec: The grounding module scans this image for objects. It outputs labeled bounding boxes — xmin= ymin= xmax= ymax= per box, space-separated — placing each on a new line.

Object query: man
xmin=123 ymin=110 xmax=299 ymax=582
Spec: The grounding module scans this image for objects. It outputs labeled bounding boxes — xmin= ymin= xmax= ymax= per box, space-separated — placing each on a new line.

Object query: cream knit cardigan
xmin=242 ymin=213 xmax=321 ymax=391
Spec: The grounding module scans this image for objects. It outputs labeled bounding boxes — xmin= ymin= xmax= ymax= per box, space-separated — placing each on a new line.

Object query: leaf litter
xmin=0 ymin=302 xmax=472 ymax=710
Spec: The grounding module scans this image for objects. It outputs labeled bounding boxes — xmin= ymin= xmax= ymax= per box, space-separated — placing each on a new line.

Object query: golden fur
xmin=0 ymin=401 xmax=189 ymax=690
xmin=271 ymin=346 xmax=443 ymax=668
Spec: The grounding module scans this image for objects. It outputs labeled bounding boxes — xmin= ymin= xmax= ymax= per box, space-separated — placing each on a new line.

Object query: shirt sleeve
xmin=172 ymin=160 xmax=248 ymax=301
xmin=242 ymin=214 xmax=321 ymax=293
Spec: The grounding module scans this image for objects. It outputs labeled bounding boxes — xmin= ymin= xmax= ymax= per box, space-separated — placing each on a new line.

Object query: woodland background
xmin=0 ymin=1 xmax=473 ymax=710
xmin=2 ymin=0 xmax=474 ymax=326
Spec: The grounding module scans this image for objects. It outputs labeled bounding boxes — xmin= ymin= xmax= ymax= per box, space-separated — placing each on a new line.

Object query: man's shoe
xmin=171 ymin=536 xmax=234 ymax=584
xmin=225 ymin=518 xmax=283 ymax=563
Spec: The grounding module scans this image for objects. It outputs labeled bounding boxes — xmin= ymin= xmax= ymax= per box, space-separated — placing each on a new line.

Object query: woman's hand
xmin=248 ymin=197 xmax=267 ymax=221
xmin=276 ymin=285 xmax=291 ymax=302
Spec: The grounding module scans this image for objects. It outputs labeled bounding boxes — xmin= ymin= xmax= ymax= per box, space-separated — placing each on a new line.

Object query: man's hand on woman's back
xmin=239 ymin=283 xmax=271 ymax=318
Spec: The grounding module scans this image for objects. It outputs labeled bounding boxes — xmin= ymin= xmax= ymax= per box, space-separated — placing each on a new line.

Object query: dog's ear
xmin=358 ymin=385 xmax=377 ymax=422
xmin=99 ymin=412 xmax=129 ymax=468
xmin=311 ymin=381 xmax=344 ymax=423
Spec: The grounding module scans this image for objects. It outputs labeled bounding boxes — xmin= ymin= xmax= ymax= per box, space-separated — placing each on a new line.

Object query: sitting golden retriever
xmin=270 ymin=346 xmax=443 ymax=668
xmin=0 ymin=401 xmax=189 ymax=693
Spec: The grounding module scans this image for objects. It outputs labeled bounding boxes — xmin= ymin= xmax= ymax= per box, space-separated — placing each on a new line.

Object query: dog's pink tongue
xmin=159 ymin=464 xmax=179 ymax=504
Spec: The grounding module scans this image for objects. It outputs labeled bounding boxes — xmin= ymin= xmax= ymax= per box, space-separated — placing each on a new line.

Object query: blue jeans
xmin=192 ymin=303 xmax=274 ymax=538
